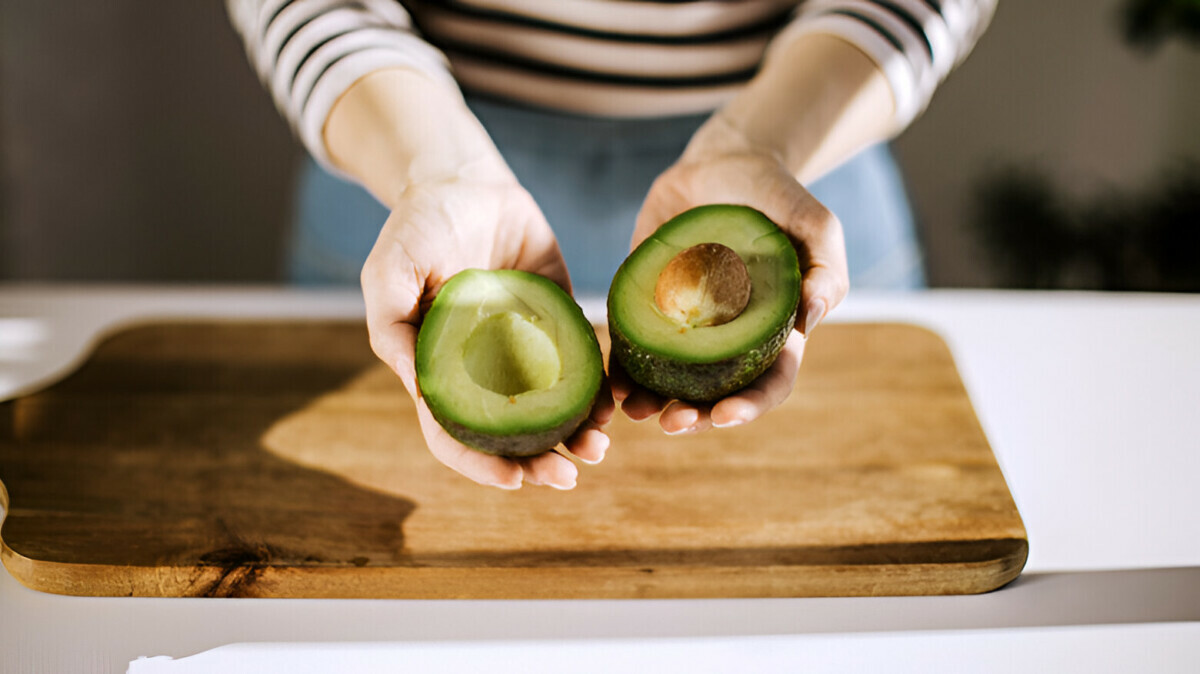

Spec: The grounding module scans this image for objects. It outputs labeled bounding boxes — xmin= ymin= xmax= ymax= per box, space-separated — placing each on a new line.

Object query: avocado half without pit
xmin=607 ymin=205 xmax=801 ymax=403
xmin=415 ymin=269 xmax=603 ymax=457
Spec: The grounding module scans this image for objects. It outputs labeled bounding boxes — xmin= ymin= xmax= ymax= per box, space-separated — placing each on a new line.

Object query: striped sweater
xmin=227 ymin=0 xmax=996 ymax=169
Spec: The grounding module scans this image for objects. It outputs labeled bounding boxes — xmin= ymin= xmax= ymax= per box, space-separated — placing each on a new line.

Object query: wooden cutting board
xmin=0 ymin=320 xmax=1026 ymax=598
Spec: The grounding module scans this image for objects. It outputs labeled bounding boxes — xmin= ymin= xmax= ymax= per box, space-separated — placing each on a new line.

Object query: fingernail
xmin=712 ymin=418 xmax=744 ymax=429
xmin=803 ymin=298 xmax=826 ymax=337
xmin=548 ymin=478 xmax=577 ymax=490
xmin=663 ymin=406 xmax=699 ymax=435
xmin=664 ymin=425 xmax=696 ymax=436
xmin=577 ymin=433 xmax=608 ymax=464
xmin=623 ymin=404 xmax=652 ymax=422
xmin=492 ymin=480 xmax=522 ymax=490
xmin=576 ymin=446 xmax=604 ymax=460
xmin=665 ymin=418 xmax=700 ymax=435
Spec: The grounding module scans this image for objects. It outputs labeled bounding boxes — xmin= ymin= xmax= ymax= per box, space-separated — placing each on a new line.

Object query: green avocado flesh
xmin=607 ymin=205 xmax=801 ymax=402
xmin=416 ymin=269 xmax=603 ymax=457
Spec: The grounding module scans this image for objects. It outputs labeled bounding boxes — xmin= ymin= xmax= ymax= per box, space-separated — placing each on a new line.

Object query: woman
xmin=227 ymin=0 xmax=996 ymax=489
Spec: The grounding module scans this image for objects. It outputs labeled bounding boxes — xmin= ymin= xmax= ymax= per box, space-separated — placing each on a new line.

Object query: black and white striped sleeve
xmin=771 ymin=0 xmax=998 ymax=133
xmin=226 ymin=0 xmax=456 ymax=170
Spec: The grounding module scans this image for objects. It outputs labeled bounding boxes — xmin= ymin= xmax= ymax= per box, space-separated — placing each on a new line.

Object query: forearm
xmin=224 ymin=0 xmax=467 ymax=205
xmin=323 ymin=68 xmax=508 ymax=209
xmin=702 ymin=0 xmax=998 ymax=184
xmin=701 ymin=33 xmax=896 ymax=185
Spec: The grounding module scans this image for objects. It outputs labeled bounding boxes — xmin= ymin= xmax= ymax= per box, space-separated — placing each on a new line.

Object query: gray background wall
xmin=891 ymin=0 xmax=1200 ymax=286
xmin=2 ymin=1 xmax=1197 ymax=286
xmin=0 ymin=2 xmax=302 ymax=282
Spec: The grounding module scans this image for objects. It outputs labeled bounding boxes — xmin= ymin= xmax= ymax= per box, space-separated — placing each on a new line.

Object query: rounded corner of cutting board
xmin=0 ymin=535 xmax=64 ymax=596
xmin=1 ymin=502 xmax=92 ymax=598
xmin=960 ymin=536 xmax=1030 ymax=596
xmin=994 ymin=535 xmax=1031 ymax=589
xmin=854 ymin=321 xmax=954 ymax=348
xmin=884 ymin=321 xmax=951 ymax=344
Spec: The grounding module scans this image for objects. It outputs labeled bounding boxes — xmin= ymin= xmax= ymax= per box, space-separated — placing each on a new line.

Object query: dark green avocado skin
xmin=429 ymin=400 xmax=595 ymax=458
xmin=608 ymin=307 xmax=796 ymax=403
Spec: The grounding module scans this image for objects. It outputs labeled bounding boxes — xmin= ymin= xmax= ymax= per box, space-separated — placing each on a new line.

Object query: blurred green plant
xmin=1121 ymin=0 xmax=1200 ymax=50
xmin=971 ymin=161 xmax=1200 ymax=291
xmin=966 ymin=1 xmax=1199 ymax=291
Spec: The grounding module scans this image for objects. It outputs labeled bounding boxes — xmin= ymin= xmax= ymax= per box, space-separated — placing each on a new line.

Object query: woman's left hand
xmin=613 ymin=116 xmax=850 ymax=434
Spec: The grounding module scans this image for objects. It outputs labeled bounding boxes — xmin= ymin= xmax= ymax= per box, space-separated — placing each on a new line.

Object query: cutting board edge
xmin=1 ymin=536 xmax=1028 ymax=599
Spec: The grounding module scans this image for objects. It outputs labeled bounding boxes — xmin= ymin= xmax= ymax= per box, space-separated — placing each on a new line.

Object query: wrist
xmin=680 ymin=112 xmax=782 ymax=168
xmin=324 ymin=68 xmax=510 ymax=208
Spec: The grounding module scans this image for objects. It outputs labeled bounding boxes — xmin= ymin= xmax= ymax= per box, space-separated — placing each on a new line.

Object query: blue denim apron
xmin=289 ymin=97 xmax=925 ymax=296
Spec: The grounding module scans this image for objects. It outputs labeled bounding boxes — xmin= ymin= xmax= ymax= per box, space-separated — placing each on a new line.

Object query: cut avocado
xmin=607 ymin=205 xmax=801 ymax=402
xmin=416 ymin=269 xmax=603 ymax=457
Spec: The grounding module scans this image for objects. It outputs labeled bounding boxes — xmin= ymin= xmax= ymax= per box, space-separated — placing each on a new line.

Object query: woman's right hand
xmin=323 ymin=69 xmax=612 ymax=490
xmin=360 ymin=169 xmax=614 ymax=490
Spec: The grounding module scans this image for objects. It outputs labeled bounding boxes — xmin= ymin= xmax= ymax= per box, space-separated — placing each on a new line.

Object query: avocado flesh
xmin=608 ymin=205 xmax=800 ymax=402
xmin=416 ymin=269 xmax=603 ymax=457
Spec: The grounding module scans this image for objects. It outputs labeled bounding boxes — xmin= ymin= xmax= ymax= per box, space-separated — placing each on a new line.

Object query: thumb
xmin=757 ymin=187 xmax=849 ymax=337
xmin=361 ymin=246 xmax=425 ymax=399
xmin=633 ymin=175 xmax=689 ymax=251
xmin=369 ymin=319 xmax=421 ymax=398
xmin=511 ymin=200 xmax=575 ymax=297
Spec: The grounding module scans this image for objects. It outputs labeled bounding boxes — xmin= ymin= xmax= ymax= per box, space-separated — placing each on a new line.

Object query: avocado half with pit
xmin=607 ymin=204 xmax=801 ymax=403
xmin=415 ymin=269 xmax=603 ymax=457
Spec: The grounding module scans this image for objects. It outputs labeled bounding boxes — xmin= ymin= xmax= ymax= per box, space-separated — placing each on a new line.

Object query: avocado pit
xmin=654 ymin=242 xmax=752 ymax=328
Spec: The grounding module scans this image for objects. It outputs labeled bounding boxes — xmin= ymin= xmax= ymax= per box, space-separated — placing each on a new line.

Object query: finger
xmin=510 ymin=192 xmax=574 ymax=296
xmin=368 ymin=320 xmax=421 ymax=397
xmin=590 ymin=378 xmax=615 ymax=426
xmin=518 ymin=451 xmax=579 ymax=490
xmin=661 ymin=400 xmax=713 ymax=436
xmin=798 ymin=264 xmax=844 ymax=338
xmin=711 ymin=332 xmax=806 ymax=427
xmin=361 ymin=250 xmax=425 ymax=396
xmin=772 ymin=200 xmax=848 ymax=338
xmin=607 ymin=357 xmax=635 ymax=404
xmin=516 ymin=231 xmax=573 ymax=297
xmin=414 ymin=396 xmax=525 ymax=489
xmin=621 ymin=385 xmax=669 ymax=422
xmin=609 ymin=348 xmax=670 ymax=418
xmin=565 ymin=419 xmax=609 ymax=465
xmin=632 ymin=174 xmax=687 ymax=251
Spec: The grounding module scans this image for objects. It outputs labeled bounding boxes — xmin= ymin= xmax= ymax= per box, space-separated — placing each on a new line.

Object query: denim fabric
xmin=289 ymin=97 xmax=925 ymax=295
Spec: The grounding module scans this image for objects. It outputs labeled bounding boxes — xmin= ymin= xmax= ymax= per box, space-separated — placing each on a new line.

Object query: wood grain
xmin=0 ymin=321 xmax=1026 ymax=598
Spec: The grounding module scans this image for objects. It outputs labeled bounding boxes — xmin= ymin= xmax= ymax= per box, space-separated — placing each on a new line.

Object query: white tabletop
xmin=2 ymin=284 xmax=1198 ymax=673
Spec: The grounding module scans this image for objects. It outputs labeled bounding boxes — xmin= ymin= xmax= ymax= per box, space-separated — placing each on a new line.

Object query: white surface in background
xmin=2 ymin=285 xmax=1199 ymax=674
xmin=0 ymin=285 xmax=367 ymax=401
xmin=126 ymin=623 xmax=1200 ymax=674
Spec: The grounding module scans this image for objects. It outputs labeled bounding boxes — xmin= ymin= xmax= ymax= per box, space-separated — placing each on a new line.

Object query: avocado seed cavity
xmin=463 ymin=312 xmax=561 ymax=396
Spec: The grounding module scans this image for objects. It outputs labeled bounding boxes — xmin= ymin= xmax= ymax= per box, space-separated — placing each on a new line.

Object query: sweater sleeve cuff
xmin=295 ymin=41 xmax=458 ymax=177
xmin=226 ymin=0 xmax=458 ymax=179
xmin=768 ymin=13 xmax=921 ymax=134
xmin=768 ymin=0 xmax=995 ymax=135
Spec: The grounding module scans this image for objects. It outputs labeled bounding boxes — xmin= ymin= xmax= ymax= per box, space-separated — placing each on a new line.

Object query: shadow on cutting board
xmin=0 ymin=321 xmax=418 ymax=597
